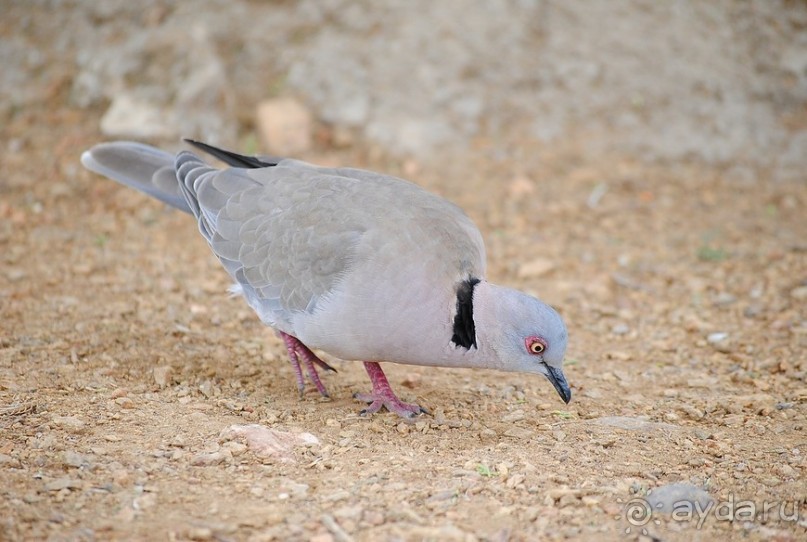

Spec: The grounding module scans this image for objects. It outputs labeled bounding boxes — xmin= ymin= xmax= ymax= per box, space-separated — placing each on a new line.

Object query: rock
xmin=508 ymin=175 xmax=536 ymax=198
xmin=320 ymin=513 xmax=354 ymax=542
xmin=190 ymin=450 xmax=232 ymax=466
xmin=503 ymin=426 xmax=534 ymax=440
xmin=324 ymin=490 xmax=351 ymax=503
xmin=62 ymin=451 xmax=91 ymax=468
xmin=186 ymin=527 xmax=213 ymax=541
xmin=707 ymin=332 xmax=733 ymax=353
xmin=678 ymin=405 xmax=705 ymax=420
xmin=111 ymin=468 xmax=130 ymax=486
xmin=5 ymin=268 xmax=26 ymax=282
xmin=517 ymin=258 xmax=556 ymax=279
xmin=153 ymin=365 xmax=173 ymax=388
xmin=713 ymin=292 xmax=737 ymax=306
xmin=606 ymin=351 xmax=633 ymax=361
xmin=256 ymin=97 xmax=313 ymax=155
xmin=790 ymin=286 xmax=807 ymax=300
xmin=646 ymin=483 xmax=713 ymax=514
xmin=547 ymin=488 xmax=582 ymax=501
xmin=100 ymin=93 xmax=175 ymax=139
xmin=735 ymin=393 xmax=775 ymax=414
xmin=45 ymin=477 xmax=82 ymax=492
xmin=115 ymin=397 xmax=135 ymax=409
xmin=590 ymin=416 xmax=679 ymax=433
xmin=109 ymin=388 xmax=128 ymax=399
xmin=281 ymin=480 xmax=309 ymax=498
xmin=333 ymin=505 xmax=364 ymax=521
xmin=222 ymin=441 xmax=247 ymax=456
xmin=501 ymin=410 xmax=525 ymax=423
xmin=707 ymin=332 xmax=728 ymax=343
xmin=611 ymin=323 xmax=630 ymax=335
xmin=0 ymin=453 xmax=22 ymax=468
xmin=52 ymin=416 xmax=86 ymax=432
xmin=219 ymin=424 xmax=319 ymax=463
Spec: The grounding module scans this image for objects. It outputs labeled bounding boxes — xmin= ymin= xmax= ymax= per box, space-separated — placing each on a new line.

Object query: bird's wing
xmin=175 ymin=153 xmax=376 ymax=330
xmin=174 ymin=152 xmax=486 ymax=331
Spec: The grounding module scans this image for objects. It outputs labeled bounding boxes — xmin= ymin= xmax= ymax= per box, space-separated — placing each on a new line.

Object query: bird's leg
xmin=354 ymin=361 xmax=427 ymax=420
xmin=296 ymin=343 xmax=331 ymax=398
xmin=280 ymin=333 xmax=306 ymax=397
xmin=295 ymin=342 xmax=337 ymax=374
xmin=279 ymin=332 xmax=333 ymax=398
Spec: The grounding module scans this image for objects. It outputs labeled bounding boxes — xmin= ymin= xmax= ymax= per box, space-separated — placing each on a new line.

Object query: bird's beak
xmin=545 ymin=365 xmax=572 ymax=404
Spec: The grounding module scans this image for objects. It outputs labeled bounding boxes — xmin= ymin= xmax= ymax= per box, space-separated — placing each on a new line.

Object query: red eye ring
xmin=526 ymin=336 xmax=547 ymax=355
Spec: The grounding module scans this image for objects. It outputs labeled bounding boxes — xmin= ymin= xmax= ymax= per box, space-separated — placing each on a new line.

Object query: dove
xmin=81 ymin=140 xmax=571 ymax=419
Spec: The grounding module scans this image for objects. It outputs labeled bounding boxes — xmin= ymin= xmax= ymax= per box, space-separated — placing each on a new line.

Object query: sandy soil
xmin=1 ymin=98 xmax=805 ymax=542
xmin=0 ymin=3 xmax=805 ymax=536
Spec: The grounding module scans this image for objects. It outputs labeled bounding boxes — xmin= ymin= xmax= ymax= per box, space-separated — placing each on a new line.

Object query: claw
xmin=354 ymin=362 xmax=426 ymax=420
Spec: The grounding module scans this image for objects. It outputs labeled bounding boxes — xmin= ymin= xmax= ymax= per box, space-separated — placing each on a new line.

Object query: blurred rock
xmin=44 ymin=478 xmax=82 ymax=492
xmin=52 ymin=416 xmax=86 ymax=432
xmin=646 ymin=483 xmax=713 ymax=515
xmin=790 ymin=286 xmax=807 ymax=301
xmin=190 ymin=450 xmax=231 ymax=466
xmin=590 ymin=416 xmax=679 ymax=433
xmin=508 ymin=175 xmax=536 ymax=198
xmin=100 ymin=94 xmax=175 ymax=139
xmin=219 ymin=424 xmax=319 ymax=463
xmin=707 ymin=332 xmax=733 ymax=353
xmin=611 ymin=323 xmax=630 ymax=335
xmin=517 ymin=258 xmax=556 ymax=279
xmin=256 ymin=97 xmax=313 ymax=156
xmin=153 ymin=365 xmax=173 ymax=388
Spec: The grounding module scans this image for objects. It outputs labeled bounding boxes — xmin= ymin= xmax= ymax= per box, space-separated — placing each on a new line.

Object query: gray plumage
xmin=81 ymin=141 xmax=571 ymax=417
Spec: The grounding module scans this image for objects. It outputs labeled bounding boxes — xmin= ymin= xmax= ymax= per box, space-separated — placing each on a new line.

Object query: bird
xmin=81 ymin=140 xmax=571 ymax=419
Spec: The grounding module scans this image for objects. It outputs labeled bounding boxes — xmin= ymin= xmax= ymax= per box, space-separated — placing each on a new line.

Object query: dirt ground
xmin=2 ymin=99 xmax=805 ymax=542
xmin=1 ymin=4 xmax=806 ymax=537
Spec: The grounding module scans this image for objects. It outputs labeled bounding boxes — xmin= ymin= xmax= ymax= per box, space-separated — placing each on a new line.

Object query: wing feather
xmin=173 ymin=151 xmax=485 ymax=332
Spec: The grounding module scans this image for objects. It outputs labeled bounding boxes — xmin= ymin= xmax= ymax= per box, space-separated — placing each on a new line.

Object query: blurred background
xmin=4 ymin=0 xmax=806 ymax=179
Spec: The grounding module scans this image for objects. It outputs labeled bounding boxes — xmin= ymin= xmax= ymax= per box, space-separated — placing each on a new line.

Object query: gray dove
xmin=81 ymin=140 xmax=571 ymax=419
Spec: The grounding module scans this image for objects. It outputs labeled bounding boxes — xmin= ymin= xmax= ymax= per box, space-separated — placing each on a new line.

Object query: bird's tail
xmin=80 ymin=142 xmax=192 ymax=214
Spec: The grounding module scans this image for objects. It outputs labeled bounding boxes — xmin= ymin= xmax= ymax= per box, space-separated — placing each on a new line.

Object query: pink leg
xmin=280 ymin=332 xmax=334 ymax=398
xmin=354 ymin=362 xmax=427 ymax=420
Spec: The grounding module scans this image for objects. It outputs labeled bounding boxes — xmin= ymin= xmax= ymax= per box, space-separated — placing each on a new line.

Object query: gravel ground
xmin=1 ymin=2 xmax=806 ymax=541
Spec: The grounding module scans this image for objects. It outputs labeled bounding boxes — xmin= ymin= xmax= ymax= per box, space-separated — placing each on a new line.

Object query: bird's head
xmin=473 ymin=282 xmax=571 ymax=403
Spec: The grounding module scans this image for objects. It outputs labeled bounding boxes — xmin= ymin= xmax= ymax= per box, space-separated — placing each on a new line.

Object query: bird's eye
xmin=526 ymin=336 xmax=547 ymax=355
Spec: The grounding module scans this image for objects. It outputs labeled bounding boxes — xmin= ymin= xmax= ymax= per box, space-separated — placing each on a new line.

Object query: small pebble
xmin=190 ymin=450 xmax=231 ymax=466
xmin=646 ymin=483 xmax=712 ymax=514
xmin=713 ymin=292 xmax=737 ymax=306
xmin=503 ymin=427 xmax=533 ymax=440
xmin=790 ymin=286 xmax=807 ymax=300
xmin=153 ymin=366 xmax=173 ymax=388
xmin=611 ymin=323 xmax=630 ymax=335
xmin=45 ymin=477 xmax=82 ymax=492
xmin=52 ymin=416 xmax=86 ymax=432
xmin=501 ymin=409 xmax=525 ymax=423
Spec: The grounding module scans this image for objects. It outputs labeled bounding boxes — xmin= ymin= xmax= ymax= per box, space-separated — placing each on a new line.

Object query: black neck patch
xmin=451 ymin=277 xmax=481 ymax=349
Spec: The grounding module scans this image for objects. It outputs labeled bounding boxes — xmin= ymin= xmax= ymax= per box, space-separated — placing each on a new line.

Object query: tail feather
xmin=80 ymin=142 xmax=192 ymax=214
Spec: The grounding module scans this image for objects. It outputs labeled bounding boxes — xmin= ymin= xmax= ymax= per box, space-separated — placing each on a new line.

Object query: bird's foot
xmin=354 ymin=392 xmax=426 ymax=419
xmin=354 ymin=361 xmax=428 ymax=420
xmin=280 ymin=332 xmax=335 ymax=398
